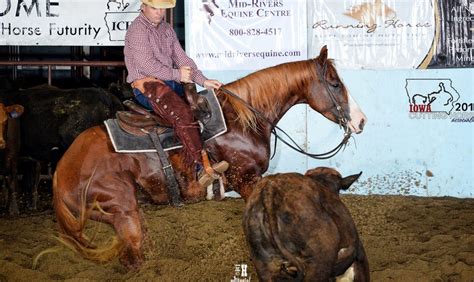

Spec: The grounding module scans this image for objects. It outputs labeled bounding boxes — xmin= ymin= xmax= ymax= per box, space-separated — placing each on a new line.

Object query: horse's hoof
xmin=120 ymin=255 xmax=143 ymax=272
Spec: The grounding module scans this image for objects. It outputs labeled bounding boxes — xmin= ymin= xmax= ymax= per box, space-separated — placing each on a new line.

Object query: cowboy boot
xmin=198 ymin=150 xmax=229 ymax=187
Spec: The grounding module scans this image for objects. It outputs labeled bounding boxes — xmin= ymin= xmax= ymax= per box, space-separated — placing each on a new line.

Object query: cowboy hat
xmin=141 ymin=0 xmax=176 ymax=9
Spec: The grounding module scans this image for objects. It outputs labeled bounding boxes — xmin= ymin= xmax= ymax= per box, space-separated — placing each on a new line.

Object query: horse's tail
xmin=262 ymin=183 xmax=305 ymax=280
xmin=52 ymin=170 xmax=124 ymax=263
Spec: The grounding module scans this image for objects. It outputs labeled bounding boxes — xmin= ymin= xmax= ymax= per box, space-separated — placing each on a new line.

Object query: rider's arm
xmin=168 ymin=25 xmax=208 ymax=87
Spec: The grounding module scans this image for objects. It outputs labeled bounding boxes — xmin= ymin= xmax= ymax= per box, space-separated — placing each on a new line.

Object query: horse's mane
xmin=218 ymin=59 xmax=330 ymax=131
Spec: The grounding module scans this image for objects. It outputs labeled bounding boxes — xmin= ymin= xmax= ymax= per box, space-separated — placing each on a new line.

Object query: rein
xmin=219 ymin=75 xmax=352 ymax=160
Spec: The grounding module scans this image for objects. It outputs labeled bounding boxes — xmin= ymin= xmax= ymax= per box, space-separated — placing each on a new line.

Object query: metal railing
xmin=0 ymin=60 xmax=126 ymax=86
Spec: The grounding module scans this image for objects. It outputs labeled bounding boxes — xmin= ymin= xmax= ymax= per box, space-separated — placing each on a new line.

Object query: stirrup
xmin=198 ymin=161 xmax=229 ymax=187
xmin=199 ymin=150 xmax=229 ymax=187
xmin=201 ymin=150 xmax=228 ymax=177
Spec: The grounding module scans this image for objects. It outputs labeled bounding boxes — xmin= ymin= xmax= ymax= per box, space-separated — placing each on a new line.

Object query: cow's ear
xmin=6 ymin=105 xmax=24 ymax=118
xmin=340 ymin=171 xmax=362 ymax=190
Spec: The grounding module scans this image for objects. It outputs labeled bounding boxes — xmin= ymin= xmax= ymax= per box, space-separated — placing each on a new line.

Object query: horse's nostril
xmin=359 ymin=119 xmax=366 ymax=131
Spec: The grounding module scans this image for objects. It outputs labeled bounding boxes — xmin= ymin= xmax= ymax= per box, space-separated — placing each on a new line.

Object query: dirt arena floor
xmin=0 ymin=194 xmax=473 ymax=281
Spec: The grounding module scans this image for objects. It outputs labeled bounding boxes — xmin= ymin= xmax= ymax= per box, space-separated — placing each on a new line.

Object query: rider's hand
xmin=179 ymin=66 xmax=193 ymax=83
xmin=203 ymin=79 xmax=222 ymax=90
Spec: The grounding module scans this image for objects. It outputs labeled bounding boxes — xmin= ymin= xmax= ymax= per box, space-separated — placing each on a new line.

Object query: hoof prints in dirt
xmin=0 ymin=195 xmax=473 ymax=281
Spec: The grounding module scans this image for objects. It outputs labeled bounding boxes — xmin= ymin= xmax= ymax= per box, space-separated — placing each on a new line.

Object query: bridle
xmin=219 ymin=60 xmax=352 ymax=160
xmin=315 ymin=60 xmax=351 ymax=135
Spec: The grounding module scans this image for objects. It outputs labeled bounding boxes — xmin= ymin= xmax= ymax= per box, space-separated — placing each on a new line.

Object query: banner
xmin=0 ymin=0 xmax=140 ymax=46
xmin=185 ymin=0 xmax=307 ymax=71
xmin=2 ymin=0 xmax=472 ymax=69
xmin=428 ymin=0 xmax=473 ymax=68
xmin=309 ymin=0 xmax=473 ymax=69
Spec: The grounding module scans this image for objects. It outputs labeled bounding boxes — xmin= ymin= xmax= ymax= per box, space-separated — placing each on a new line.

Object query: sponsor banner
xmin=0 ymin=0 xmax=140 ymax=46
xmin=309 ymin=0 xmax=473 ymax=69
xmin=309 ymin=0 xmax=435 ymax=69
xmin=428 ymin=0 xmax=473 ymax=68
xmin=185 ymin=0 xmax=307 ymax=71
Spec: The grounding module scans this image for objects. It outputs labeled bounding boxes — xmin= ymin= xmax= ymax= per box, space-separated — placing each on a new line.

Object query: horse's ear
xmin=317 ymin=45 xmax=328 ymax=64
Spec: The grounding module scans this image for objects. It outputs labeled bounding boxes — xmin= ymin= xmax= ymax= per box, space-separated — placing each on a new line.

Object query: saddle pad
xmin=104 ymin=89 xmax=227 ymax=153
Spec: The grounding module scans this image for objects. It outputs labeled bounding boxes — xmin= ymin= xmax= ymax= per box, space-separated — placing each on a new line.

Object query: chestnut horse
xmin=52 ymin=47 xmax=366 ymax=270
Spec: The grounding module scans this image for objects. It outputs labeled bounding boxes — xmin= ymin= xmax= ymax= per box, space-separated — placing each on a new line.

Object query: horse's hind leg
xmin=111 ymin=208 xmax=145 ymax=270
xmin=88 ymin=173 xmax=146 ymax=270
xmin=90 ymin=202 xmax=146 ymax=270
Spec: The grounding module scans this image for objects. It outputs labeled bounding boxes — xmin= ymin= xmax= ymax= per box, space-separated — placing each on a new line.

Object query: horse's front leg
xmin=111 ymin=207 xmax=145 ymax=270
xmin=229 ymin=172 xmax=262 ymax=202
xmin=238 ymin=182 xmax=261 ymax=201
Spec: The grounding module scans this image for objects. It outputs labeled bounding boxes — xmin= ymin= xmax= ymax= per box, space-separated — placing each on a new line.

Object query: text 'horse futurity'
xmin=52 ymin=46 xmax=367 ymax=269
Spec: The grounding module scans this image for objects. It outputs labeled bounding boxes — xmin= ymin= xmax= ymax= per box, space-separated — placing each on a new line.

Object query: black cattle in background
xmin=0 ymin=84 xmax=124 ymax=215
xmin=0 ymin=75 xmax=133 ymax=97
xmin=106 ymin=81 xmax=134 ymax=102
xmin=10 ymin=84 xmax=124 ymax=162
xmin=0 ymin=76 xmax=94 ymax=91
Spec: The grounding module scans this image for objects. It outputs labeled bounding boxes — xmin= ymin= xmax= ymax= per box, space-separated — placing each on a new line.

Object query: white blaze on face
xmin=347 ymin=93 xmax=367 ymax=134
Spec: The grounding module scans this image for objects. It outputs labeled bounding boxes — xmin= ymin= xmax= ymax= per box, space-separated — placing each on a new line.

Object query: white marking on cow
xmin=336 ymin=265 xmax=355 ymax=282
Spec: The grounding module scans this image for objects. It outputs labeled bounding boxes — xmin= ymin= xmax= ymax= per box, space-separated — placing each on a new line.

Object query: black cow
xmin=243 ymin=167 xmax=369 ymax=281
xmin=0 ymin=85 xmax=123 ymax=215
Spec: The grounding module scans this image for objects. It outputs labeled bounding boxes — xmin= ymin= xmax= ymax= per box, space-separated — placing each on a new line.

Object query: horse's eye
xmin=330 ymin=82 xmax=340 ymax=88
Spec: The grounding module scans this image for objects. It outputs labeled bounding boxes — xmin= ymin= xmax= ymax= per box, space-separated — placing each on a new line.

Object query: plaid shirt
xmin=124 ymin=12 xmax=207 ymax=86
